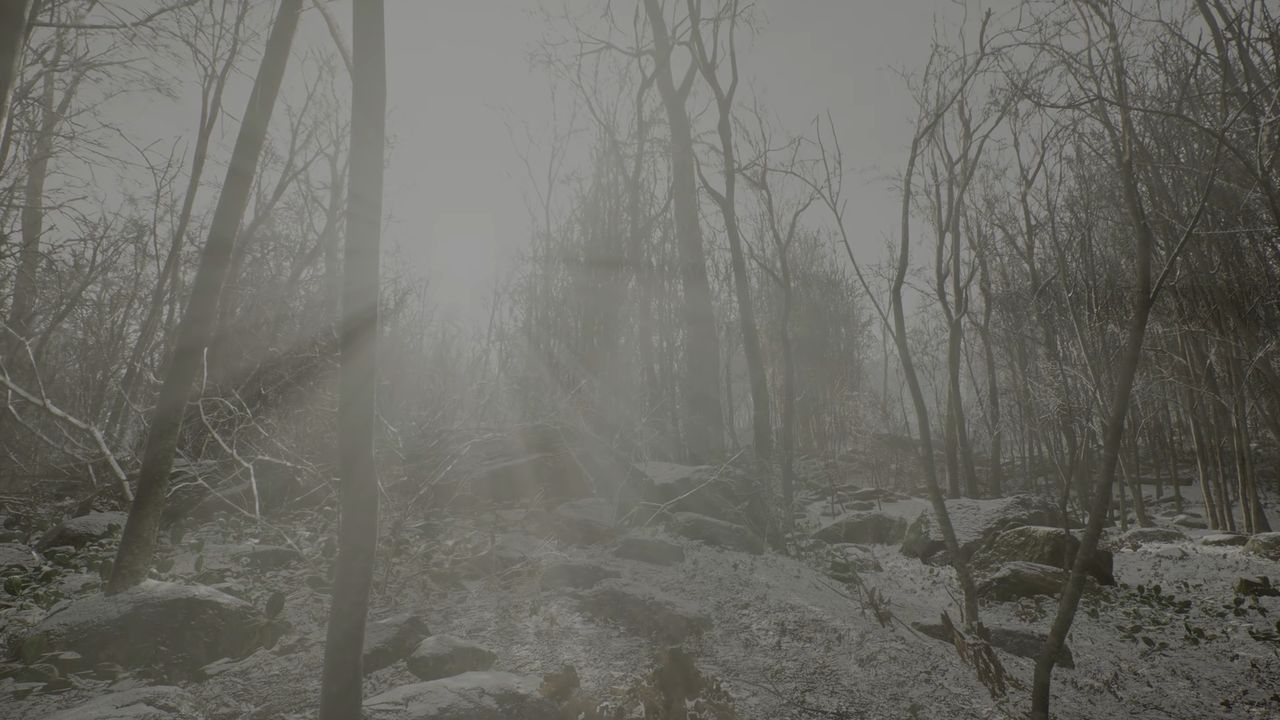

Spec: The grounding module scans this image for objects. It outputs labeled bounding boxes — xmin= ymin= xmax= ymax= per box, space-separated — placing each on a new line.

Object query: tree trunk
xmin=642 ymin=0 xmax=724 ymax=463
xmin=319 ymin=1 xmax=385 ymax=716
xmin=107 ymin=18 xmax=244 ymax=440
xmin=1032 ymin=8 xmax=1157 ymax=714
xmin=0 ymin=0 xmax=34 ymax=170
xmin=107 ymin=0 xmax=302 ymax=593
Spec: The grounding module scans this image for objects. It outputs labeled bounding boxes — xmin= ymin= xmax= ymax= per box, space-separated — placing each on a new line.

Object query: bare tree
xmin=642 ymin=0 xmax=725 ymax=462
xmin=688 ymin=0 xmax=772 ymax=461
xmin=107 ymin=0 xmax=303 ymax=593
xmin=318 ymin=0 xmax=386 ymax=716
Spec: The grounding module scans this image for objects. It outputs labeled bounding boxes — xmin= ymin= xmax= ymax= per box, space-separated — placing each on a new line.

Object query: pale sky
xmin=378 ymin=1 xmax=993 ymax=324
xmin=129 ymin=1 xmax=1001 ymax=326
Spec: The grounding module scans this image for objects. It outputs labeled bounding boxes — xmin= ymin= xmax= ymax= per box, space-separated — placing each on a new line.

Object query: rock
xmin=37 ymin=512 xmax=127 ymax=550
xmin=1245 ymin=532 xmax=1280 ymax=561
xmin=845 ymin=501 xmax=876 ymax=512
xmin=634 ymin=461 xmax=743 ymax=524
xmin=539 ymin=560 xmax=619 ymax=591
xmin=1118 ymin=527 xmax=1185 ymax=549
xmin=901 ymin=512 xmax=945 ymax=560
xmin=829 ymin=544 xmax=882 ymax=574
xmin=460 ymin=533 xmax=547 ymax=577
xmin=0 ymin=543 xmax=41 ymax=572
xmin=913 ymin=621 xmax=1074 ymax=669
xmin=40 ymin=686 xmax=204 ymax=720
xmin=812 ymin=512 xmax=906 ymax=546
xmin=578 ymin=580 xmax=709 ymax=643
xmin=977 ymin=561 xmax=1097 ymax=602
xmin=1172 ymin=514 xmax=1207 ymax=529
xmin=364 ymin=613 xmax=429 ymax=674
xmin=21 ymin=581 xmax=264 ymax=679
xmin=236 ymin=545 xmax=301 ymax=571
xmin=669 ymin=512 xmax=763 ymax=554
xmin=551 ymin=498 xmax=619 ymax=545
xmin=614 ymin=536 xmax=685 ymax=566
xmin=973 ymin=526 xmax=1114 ymax=585
xmin=1234 ymin=576 xmax=1279 ymax=597
xmin=407 ymin=635 xmax=497 ymax=681
xmin=470 ymin=452 xmax=591 ymax=505
xmin=849 ymin=487 xmax=895 ymax=502
xmin=364 ymin=671 xmax=558 ymax=720
xmin=1200 ymin=533 xmax=1249 ymax=547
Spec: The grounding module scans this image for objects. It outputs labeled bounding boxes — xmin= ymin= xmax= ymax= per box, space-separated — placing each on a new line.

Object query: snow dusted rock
xmin=1118 ymin=527 xmax=1185 ymax=549
xmin=40 ymin=685 xmax=204 ymax=720
xmin=812 ymin=512 xmax=906 ymax=546
xmin=364 ymin=613 xmax=429 ymax=674
xmin=973 ymin=525 xmax=1114 ymax=585
xmin=21 ymin=581 xmax=264 ymax=678
xmin=1244 ymin=532 xmax=1280 ymax=561
xmin=578 ymin=579 xmax=709 ymax=643
xmin=236 ymin=544 xmax=301 ymax=571
xmin=913 ymin=621 xmax=1074 ymax=669
xmin=0 ymin=543 xmax=41 ymax=572
xmin=901 ymin=512 xmax=945 ymax=560
xmin=669 ymin=512 xmax=763 ymax=554
xmin=364 ymin=671 xmax=558 ymax=720
xmin=551 ymin=497 xmax=620 ymax=545
xmin=829 ymin=544 xmax=882 ymax=575
xmin=634 ymin=461 xmax=743 ymax=524
xmin=539 ymin=560 xmax=619 ymax=591
xmin=613 ymin=536 xmax=686 ymax=566
xmin=1172 ymin=514 xmax=1208 ymax=529
xmin=976 ymin=561 xmax=1098 ymax=602
xmin=37 ymin=512 xmax=126 ymax=550
xmin=407 ymin=635 xmax=497 ymax=681
xmin=1200 ymin=533 xmax=1249 ymax=547
xmin=470 ymin=452 xmax=592 ymax=505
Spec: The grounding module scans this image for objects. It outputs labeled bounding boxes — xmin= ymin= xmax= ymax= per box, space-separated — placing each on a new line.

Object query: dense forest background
xmin=0 ymin=1 xmax=1278 ymax=719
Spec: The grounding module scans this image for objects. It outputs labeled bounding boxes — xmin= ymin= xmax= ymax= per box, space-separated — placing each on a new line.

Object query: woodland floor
xmin=2 ymin=465 xmax=1279 ymax=720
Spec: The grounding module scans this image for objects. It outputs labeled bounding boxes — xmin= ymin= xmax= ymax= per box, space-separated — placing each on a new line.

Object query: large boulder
xmin=633 ymin=461 xmax=744 ymax=524
xmin=812 ymin=512 xmax=906 ymax=546
xmin=19 ymin=581 xmax=264 ymax=678
xmin=469 ymin=453 xmax=590 ymax=505
xmin=901 ymin=512 xmax=946 ymax=560
xmin=1245 ymin=532 xmax=1280 ymax=561
xmin=407 ymin=635 xmax=497 ymax=681
xmin=364 ymin=613 xmax=429 ymax=674
xmin=1200 ymin=533 xmax=1249 ymax=547
xmin=614 ymin=536 xmax=685 ymax=566
xmin=578 ymin=580 xmax=709 ymax=643
xmin=37 ymin=512 xmax=127 ymax=550
xmin=973 ymin=526 xmax=1114 ymax=585
xmin=914 ymin=621 xmax=1074 ymax=669
xmin=40 ymin=686 xmax=204 ymax=720
xmin=669 ymin=512 xmax=763 ymax=554
xmin=364 ymin=671 xmax=559 ymax=720
xmin=828 ymin=544 xmax=882 ymax=583
xmin=0 ymin=543 xmax=41 ymax=572
xmin=539 ymin=560 xmax=619 ymax=591
xmin=551 ymin=498 xmax=620 ymax=546
xmin=236 ymin=545 xmax=301 ymax=571
xmin=903 ymin=495 xmax=1067 ymax=562
xmin=977 ymin=561 xmax=1097 ymax=602
xmin=1118 ymin=527 xmax=1185 ymax=550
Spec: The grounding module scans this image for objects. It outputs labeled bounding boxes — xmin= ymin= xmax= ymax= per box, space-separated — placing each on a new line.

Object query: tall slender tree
xmin=107 ymin=0 xmax=303 ymax=593
xmin=319 ymin=0 xmax=386 ymax=716
xmin=0 ymin=0 xmax=36 ymax=169
xmin=688 ymin=0 xmax=771 ymax=461
xmin=642 ymin=0 xmax=725 ymax=462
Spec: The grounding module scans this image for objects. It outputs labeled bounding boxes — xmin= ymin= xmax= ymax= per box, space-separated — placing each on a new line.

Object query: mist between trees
xmin=0 ymin=1 xmax=1278 ymax=719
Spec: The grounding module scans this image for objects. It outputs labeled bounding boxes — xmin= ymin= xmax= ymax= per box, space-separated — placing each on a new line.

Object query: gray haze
xmin=374 ymin=1 xmax=988 ymax=324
